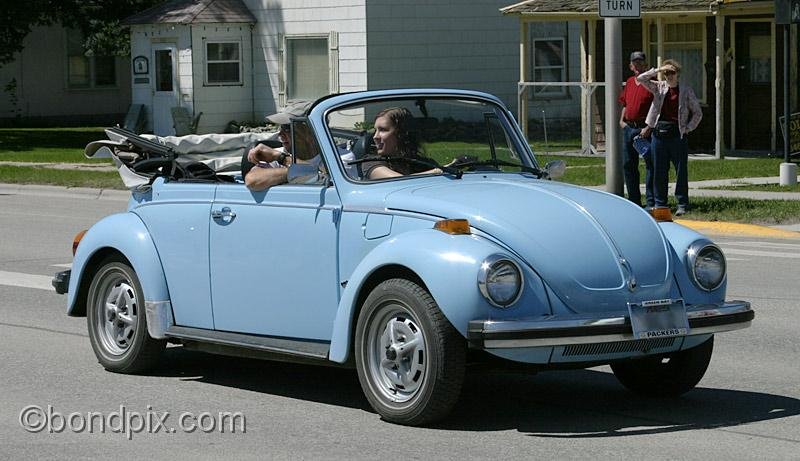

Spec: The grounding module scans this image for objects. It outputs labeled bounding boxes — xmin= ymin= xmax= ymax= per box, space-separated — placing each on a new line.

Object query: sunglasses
xmin=664 ymin=70 xmax=677 ymax=76
xmin=280 ymin=124 xmax=291 ymax=132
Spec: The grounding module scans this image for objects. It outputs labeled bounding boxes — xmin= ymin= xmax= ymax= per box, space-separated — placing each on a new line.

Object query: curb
xmin=676 ymin=219 xmax=800 ymax=239
xmin=0 ymin=183 xmax=129 ymax=202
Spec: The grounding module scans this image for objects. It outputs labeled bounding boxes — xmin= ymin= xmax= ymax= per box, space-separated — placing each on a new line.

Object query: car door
xmin=209 ymin=178 xmax=342 ymax=341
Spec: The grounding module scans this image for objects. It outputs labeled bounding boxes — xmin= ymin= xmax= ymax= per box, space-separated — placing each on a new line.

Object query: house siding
xmin=245 ymin=0 xmax=368 ymax=121
xmin=365 ymin=0 xmax=520 ymax=112
xmin=0 ymin=25 xmax=130 ymax=126
xmin=191 ymin=23 xmax=254 ymax=132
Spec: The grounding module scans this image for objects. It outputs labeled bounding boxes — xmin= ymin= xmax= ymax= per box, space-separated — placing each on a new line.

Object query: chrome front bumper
xmin=467 ymin=301 xmax=753 ymax=349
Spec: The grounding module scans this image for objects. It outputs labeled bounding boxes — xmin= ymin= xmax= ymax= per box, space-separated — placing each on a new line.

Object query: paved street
xmin=1 ymin=189 xmax=799 ymax=459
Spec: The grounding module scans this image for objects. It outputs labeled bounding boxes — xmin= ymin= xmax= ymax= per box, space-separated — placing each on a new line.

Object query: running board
xmin=165 ymin=326 xmax=330 ymax=360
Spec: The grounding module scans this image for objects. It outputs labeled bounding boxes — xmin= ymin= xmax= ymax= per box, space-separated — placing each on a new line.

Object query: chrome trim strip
xmin=471 ymin=301 xmax=752 ymax=349
xmin=165 ymin=326 xmax=330 ymax=359
xmin=341 ymin=206 xmax=442 ymax=221
xmin=145 ymin=300 xmax=174 ymax=339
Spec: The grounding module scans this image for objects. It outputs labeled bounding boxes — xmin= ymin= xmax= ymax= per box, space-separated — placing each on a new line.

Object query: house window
xmin=648 ymin=21 xmax=706 ymax=102
xmin=66 ymin=29 xmax=116 ymax=89
xmin=286 ymin=36 xmax=330 ymax=100
xmin=205 ymin=41 xmax=241 ymax=85
xmin=531 ymin=38 xmax=566 ymax=97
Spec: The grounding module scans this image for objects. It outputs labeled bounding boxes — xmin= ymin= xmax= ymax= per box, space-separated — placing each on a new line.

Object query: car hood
xmin=384 ymin=177 xmax=674 ymax=313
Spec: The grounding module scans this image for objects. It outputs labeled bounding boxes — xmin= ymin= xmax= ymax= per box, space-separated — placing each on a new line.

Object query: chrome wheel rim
xmin=366 ymin=303 xmax=427 ymax=404
xmin=93 ymin=271 xmax=138 ymax=356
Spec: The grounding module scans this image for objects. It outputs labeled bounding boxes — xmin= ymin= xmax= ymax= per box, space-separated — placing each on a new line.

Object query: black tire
xmin=86 ymin=256 xmax=165 ymax=373
xmin=610 ymin=336 xmax=714 ymax=397
xmin=355 ymin=278 xmax=465 ymax=425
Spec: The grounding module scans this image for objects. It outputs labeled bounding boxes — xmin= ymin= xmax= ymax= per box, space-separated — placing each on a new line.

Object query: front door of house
xmin=152 ymin=44 xmax=178 ymax=135
xmin=734 ymin=22 xmax=772 ymax=151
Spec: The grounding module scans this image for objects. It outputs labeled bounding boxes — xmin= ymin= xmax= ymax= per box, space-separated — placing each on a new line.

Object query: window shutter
xmin=329 ymin=31 xmax=339 ymax=94
xmin=278 ymin=33 xmax=286 ymax=107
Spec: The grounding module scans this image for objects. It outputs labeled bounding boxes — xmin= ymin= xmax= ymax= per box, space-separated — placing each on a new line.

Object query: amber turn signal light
xmin=649 ymin=207 xmax=673 ymax=222
xmin=72 ymin=229 xmax=88 ymax=256
xmin=433 ymin=219 xmax=471 ymax=235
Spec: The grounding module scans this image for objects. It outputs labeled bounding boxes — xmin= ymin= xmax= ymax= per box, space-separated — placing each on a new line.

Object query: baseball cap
xmin=266 ymin=99 xmax=313 ymax=125
xmin=630 ymin=51 xmax=646 ymax=62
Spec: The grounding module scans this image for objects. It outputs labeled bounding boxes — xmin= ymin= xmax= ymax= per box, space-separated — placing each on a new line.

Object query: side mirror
xmin=543 ymin=160 xmax=566 ymax=180
xmin=287 ymin=163 xmax=322 ymax=184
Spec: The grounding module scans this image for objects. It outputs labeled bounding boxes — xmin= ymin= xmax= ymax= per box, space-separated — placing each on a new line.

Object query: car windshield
xmin=325 ymin=97 xmax=538 ymax=181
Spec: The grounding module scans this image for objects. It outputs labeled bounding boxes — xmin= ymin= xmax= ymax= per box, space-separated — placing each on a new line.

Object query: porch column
xmin=715 ymin=14 xmax=725 ymax=159
xmin=588 ymin=19 xmax=597 ymax=150
xmin=580 ymin=20 xmax=589 ymax=153
xmin=519 ymin=19 xmax=529 ymax=140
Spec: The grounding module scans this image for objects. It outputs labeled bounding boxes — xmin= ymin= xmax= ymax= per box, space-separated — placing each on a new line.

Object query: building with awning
xmin=502 ymin=0 xmax=798 ymax=156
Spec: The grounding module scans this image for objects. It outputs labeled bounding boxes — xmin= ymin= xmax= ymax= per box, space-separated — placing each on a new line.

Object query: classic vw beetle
xmin=56 ymin=89 xmax=753 ymax=426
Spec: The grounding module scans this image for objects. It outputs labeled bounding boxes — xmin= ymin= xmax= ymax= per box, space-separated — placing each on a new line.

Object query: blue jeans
xmin=651 ymin=133 xmax=688 ymax=208
xmin=622 ymin=125 xmax=654 ymax=207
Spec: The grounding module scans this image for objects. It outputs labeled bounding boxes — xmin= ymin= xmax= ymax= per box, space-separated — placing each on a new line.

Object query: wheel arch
xmin=67 ymin=213 xmax=170 ymax=317
xmin=328 ymin=229 xmax=501 ymax=364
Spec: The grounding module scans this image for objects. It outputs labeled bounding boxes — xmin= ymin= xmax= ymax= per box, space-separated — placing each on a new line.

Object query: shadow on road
xmin=152 ymin=347 xmax=800 ymax=436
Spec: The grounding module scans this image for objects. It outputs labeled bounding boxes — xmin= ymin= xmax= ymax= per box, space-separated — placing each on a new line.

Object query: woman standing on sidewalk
xmin=637 ymin=59 xmax=702 ymax=216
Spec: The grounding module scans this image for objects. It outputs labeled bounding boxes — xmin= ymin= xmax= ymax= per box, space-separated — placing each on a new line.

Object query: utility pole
xmin=604 ymin=18 xmax=623 ymax=195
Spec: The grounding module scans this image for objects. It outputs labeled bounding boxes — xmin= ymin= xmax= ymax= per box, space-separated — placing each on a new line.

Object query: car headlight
xmin=687 ymin=242 xmax=726 ymax=291
xmin=478 ymin=254 xmax=523 ymax=308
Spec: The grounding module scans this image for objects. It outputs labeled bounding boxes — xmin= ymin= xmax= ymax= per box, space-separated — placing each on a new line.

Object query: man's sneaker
xmin=675 ymin=205 xmax=687 ymax=216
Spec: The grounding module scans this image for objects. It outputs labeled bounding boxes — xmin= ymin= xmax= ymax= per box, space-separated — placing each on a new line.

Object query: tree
xmin=0 ymin=0 xmax=161 ymax=66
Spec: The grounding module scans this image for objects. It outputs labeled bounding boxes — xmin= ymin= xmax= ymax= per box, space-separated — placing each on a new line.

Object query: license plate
xmin=627 ymin=299 xmax=689 ymax=340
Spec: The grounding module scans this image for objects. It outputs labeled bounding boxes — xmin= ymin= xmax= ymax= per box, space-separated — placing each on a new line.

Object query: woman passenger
xmin=363 ymin=107 xmax=442 ymax=179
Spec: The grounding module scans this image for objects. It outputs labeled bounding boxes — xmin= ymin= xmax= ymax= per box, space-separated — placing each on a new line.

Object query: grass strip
xmin=701 ymin=183 xmax=800 ymax=193
xmin=0 ymin=165 xmax=125 ymax=190
xmin=674 ymin=196 xmax=800 ymax=225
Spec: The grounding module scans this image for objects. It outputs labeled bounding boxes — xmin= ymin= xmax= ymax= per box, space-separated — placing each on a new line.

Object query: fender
xmin=67 ymin=212 xmax=170 ymax=316
xmin=658 ymin=222 xmax=727 ymax=304
xmin=329 ymin=228 xmax=525 ymax=363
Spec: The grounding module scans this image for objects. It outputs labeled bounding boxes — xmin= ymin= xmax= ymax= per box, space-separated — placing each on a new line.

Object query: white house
xmin=124 ymin=0 xmax=573 ymax=135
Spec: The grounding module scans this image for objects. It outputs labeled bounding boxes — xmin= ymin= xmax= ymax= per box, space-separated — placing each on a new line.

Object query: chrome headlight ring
xmin=478 ymin=254 xmax=524 ymax=308
xmin=686 ymin=241 xmax=727 ymax=291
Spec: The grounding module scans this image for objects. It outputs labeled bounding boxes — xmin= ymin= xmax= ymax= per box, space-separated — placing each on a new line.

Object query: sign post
xmin=600 ymin=0 xmax=640 ymax=196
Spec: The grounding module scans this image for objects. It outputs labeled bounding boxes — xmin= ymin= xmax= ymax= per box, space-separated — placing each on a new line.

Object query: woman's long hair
xmin=374 ymin=107 xmax=419 ymax=157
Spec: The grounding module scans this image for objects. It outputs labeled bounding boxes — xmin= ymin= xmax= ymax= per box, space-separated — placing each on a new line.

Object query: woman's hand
xmin=658 ymin=64 xmax=677 ymax=74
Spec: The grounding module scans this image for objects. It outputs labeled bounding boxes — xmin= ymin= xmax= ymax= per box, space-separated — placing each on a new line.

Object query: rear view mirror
xmin=543 ymin=160 xmax=566 ymax=180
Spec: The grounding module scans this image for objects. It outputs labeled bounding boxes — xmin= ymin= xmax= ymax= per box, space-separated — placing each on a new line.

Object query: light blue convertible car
xmin=55 ymin=89 xmax=753 ymax=425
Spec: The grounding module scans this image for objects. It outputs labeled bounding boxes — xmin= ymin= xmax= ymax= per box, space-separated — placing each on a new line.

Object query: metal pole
xmin=605 ymin=18 xmax=623 ymax=195
xmin=542 ymin=109 xmax=548 ymax=146
xmin=779 ymin=23 xmax=797 ymax=186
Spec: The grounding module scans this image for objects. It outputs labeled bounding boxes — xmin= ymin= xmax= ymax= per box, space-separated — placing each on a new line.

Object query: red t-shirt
xmin=660 ymin=86 xmax=680 ymax=122
xmin=618 ymin=75 xmax=654 ymax=122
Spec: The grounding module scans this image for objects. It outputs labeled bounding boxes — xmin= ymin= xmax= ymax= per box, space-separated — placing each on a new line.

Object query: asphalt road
xmin=1 ymin=191 xmax=798 ymax=459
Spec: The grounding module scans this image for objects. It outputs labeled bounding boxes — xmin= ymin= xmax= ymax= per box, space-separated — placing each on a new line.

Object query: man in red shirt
xmin=618 ymin=51 xmax=654 ymax=208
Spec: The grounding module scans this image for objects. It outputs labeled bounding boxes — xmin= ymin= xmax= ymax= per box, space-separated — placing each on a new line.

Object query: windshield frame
xmin=320 ymin=93 xmax=540 ymax=185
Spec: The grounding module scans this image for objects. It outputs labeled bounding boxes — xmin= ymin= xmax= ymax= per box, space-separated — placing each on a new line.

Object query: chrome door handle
xmin=211 ymin=207 xmax=236 ymax=221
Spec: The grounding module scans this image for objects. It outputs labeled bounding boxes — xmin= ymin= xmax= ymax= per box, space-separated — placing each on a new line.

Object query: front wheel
xmin=611 ymin=336 xmax=714 ymax=397
xmin=86 ymin=256 xmax=165 ymax=373
xmin=355 ymin=279 xmax=465 ymax=425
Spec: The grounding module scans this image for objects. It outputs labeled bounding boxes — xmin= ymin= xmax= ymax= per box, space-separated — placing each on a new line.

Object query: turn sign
xmin=599 ymin=0 xmax=641 ymax=17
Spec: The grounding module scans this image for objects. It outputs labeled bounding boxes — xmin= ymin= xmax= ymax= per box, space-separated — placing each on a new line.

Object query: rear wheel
xmin=611 ymin=336 xmax=714 ymax=397
xmin=355 ymin=278 xmax=465 ymax=425
xmin=86 ymin=256 xmax=165 ymax=373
